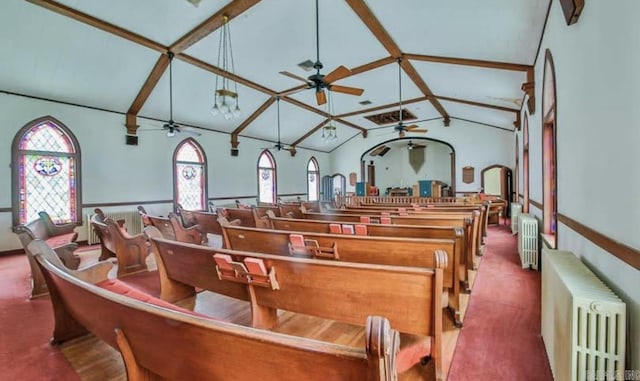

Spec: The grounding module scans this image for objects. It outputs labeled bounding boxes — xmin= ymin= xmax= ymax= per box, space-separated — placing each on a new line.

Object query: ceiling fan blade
xmin=329 ymin=84 xmax=364 ymax=96
xmin=405 ymin=125 xmax=419 ymax=130
xmin=178 ymin=126 xmax=202 ymax=137
xmin=279 ymin=71 xmax=311 ymax=84
xmin=316 ymin=90 xmax=327 ymax=105
xmin=410 ymin=129 xmax=428 ymax=133
xmin=399 ymin=130 xmax=406 ymax=137
xmin=323 ymin=65 xmax=351 ymax=84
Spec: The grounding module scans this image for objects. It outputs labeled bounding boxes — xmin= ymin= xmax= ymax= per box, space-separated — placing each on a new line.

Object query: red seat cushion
xmin=45 ymin=232 xmax=77 ymax=248
xmin=96 ymin=279 xmax=212 ymax=320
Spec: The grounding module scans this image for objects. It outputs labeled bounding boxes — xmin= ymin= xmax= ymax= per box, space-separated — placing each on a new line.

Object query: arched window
xmin=257 ymin=150 xmax=277 ymax=204
xmin=307 ymin=157 xmax=320 ymax=201
xmin=523 ymin=113 xmax=530 ymax=213
xmin=12 ymin=116 xmax=82 ymax=225
xmin=173 ymin=138 xmax=207 ymax=211
xmin=542 ymin=49 xmax=558 ymax=242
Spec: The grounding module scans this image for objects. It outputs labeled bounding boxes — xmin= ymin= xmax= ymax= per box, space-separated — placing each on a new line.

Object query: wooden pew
xmin=104 ymin=219 xmax=150 ymax=277
xmin=279 ymin=203 xmax=304 ymax=218
xmin=138 ymin=211 xmax=203 ymax=244
xmin=12 ymin=211 xmax=80 ymax=298
xmin=176 ymin=208 xmax=223 ymax=236
xmin=252 ymin=206 xmax=281 ymax=228
xmin=29 ymin=239 xmax=401 ymax=381
xmin=302 ymin=210 xmax=481 ymax=270
xmin=267 ymin=214 xmax=471 ymax=292
xmin=220 ymin=223 xmax=464 ymax=327
xmin=223 ymin=208 xmax=257 ymax=228
xmin=149 ymin=235 xmax=445 ymax=359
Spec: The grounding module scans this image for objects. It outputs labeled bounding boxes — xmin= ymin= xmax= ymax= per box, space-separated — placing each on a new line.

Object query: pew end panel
xmin=107 ymin=220 xmax=150 ymax=277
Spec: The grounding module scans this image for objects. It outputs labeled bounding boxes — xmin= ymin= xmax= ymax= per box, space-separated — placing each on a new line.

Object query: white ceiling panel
xmin=1 ymin=1 xmax=158 ymax=112
xmin=366 ymin=0 xmax=548 ymax=64
xmin=412 ymin=61 xmax=526 ymax=110
xmin=241 ymin=99 xmax=325 ymax=145
xmin=138 ymin=57 xmax=270 ymax=134
xmin=2 ymin=1 xmax=549 ymax=149
xmin=186 ymin=0 xmax=389 ymax=93
xmin=55 ymin=0 xmax=232 ymax=47
xmin=440 ymin=101 xmax=516 ymax=131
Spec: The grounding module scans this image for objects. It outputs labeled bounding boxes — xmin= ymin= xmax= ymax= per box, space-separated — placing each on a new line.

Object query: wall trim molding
xmin=529 ymin=198 xmax=543 ymax=210
xmin=83 ymin=200 xmax=173 ymax=208
xmin=0 ymin=248 xmax=24 ymax=257
xmin=0 ymin=207 xmax=11 ymax=213
xmin=558 ymin=213 xmax=640 ymax=271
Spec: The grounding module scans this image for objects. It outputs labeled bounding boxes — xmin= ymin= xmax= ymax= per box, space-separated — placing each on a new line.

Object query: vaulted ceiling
xmin=1 ymin=0 xmax=549 ymax=154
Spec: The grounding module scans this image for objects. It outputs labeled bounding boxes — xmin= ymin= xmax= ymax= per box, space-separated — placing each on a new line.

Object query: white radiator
xmin=511 ymin=203 xmax=522 ymax=234
xmin=86 ymin=210 xmax=144 ymax=244
xmin=517 ymin=213 xmax=538 ymax=269
xmin=541 ymin=248 xmax=626 ymax=381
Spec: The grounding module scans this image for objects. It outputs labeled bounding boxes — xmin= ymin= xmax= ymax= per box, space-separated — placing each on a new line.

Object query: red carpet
xmin=0 ymin=251 xmax=160 ymax=380
xmin=447 ymin=224 xmax=553 ymax=381
xmin=0 ymin=254 xmax=79 ymax=380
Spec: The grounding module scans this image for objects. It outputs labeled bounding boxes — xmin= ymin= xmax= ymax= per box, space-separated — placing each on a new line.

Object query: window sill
xmin=540 ymin=233 xmax=556 ymax=249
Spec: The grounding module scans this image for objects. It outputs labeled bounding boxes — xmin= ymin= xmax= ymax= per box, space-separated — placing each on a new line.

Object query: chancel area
xmin=1 ymin=1 xmax=638 ymax=380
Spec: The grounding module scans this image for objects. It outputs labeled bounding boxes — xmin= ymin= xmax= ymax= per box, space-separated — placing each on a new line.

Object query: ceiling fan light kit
xmin=211 ymin=15 xmax=241 ymax=120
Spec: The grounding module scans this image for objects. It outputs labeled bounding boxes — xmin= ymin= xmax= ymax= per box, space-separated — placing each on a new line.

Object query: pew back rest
xmin=151 ymin=237 xmax=444 ymax=337
xmin=222 ymin=225 xmax=456 ymax=288
xmin=29 ymin=239 xmax=396 ymax=381
xmin=224 ymin=208 xmax=257 ymax=227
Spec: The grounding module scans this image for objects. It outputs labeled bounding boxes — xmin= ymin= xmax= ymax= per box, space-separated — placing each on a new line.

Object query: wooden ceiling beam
xmin=403 ymin=53 xmax=532 ymax=72
xmin=125 ymin=54 xmax=171 ymax=133
xmin=345 ymin=0 xmax=402 ymax=58
xmin=350 ymin=55 xmax=397 ymax=76
xmin=431 ymin=95 xmax=519 ymax=113
xmin=335 ymin=118 xmax=368 ymax=137
xmin=290 ymin=119 xmax=330 ymax=148
xmin=231 ymin=96 xmax=275 ymax=137
xmin=178 ymin=53 xmax=276 ymax=95
xmin=170 ymin=0 xmax=261 ymax=54
xmin=400 ymin=59 xmax=450 ymax=121
xmin=336 ymin=96 xmax=427 ymax=118
xmin=26 ymin=0 xmax=167 ymax=53
xmin=345 ymin=0 xmax=449 ymax=121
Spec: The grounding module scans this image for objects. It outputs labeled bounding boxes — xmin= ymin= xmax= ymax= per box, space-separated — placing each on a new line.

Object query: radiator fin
xmin=86 ymin=210 xmax=144 ymax=245
xmin=541 ymin=249 xmax=626 ymax=381
xmin=517 ymin=213 xmax=538 ymax=269
xmin=511 ymin=203 xmax=522 ymax=234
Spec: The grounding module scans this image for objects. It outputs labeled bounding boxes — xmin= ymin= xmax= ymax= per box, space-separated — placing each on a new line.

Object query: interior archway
xmin=360 ymin=137 xmax=455 ymax=197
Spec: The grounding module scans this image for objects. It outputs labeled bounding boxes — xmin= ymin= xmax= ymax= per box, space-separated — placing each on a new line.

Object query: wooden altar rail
xmin=337 ymin=196 xmax=474 ymax=206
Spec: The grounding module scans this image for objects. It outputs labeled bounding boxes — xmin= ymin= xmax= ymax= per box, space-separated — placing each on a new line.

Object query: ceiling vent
xmin=297 ymin=59 xmax=315 ymax=72
xmin=359 ymin=100 xmax=372 ymax=105
xmin=364 ymin=109 xmax=416 ymax=126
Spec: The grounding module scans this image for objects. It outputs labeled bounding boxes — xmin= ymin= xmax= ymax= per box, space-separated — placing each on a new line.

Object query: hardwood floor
xmin=59 ymin=272 xmax=474 ymax=381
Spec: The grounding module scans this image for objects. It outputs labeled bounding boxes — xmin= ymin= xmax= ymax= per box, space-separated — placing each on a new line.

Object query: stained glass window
xmin=257 ymin=150 xmax=276 ymax=204
xmin=307 ymin=157 xmax=320 ymax=201
xmin=12 ymin=117 xmax=81 ymax=225
xmin=174 ymin=139 xmax=207 ymax=211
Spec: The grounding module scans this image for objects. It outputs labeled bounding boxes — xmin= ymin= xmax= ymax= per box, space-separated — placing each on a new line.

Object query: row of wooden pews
xmin=36 ymin=199 xmax=473 ymax=380
xmin=28 ymin=239 xmax=402 ymax=381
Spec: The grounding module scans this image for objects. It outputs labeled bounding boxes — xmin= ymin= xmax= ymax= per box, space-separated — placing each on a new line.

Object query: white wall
xmin=368 ymin=140 xmax=451 ymax=193
xmin=0 ymin=92 xmax=328 ymax=250
xmin=331 ymin=118 xmax=514 ymax=194
xmin=518 ymin=0 xmax=640 ymax=369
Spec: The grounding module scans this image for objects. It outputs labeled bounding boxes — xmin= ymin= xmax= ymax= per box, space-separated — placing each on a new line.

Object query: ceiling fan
xmin=278 ymin=0 xmax=364 ymax=105
xmin=407 ymin=140 xmax=426 ymax=150
xmin=140 ymin=52 xmax=201 ymax=138
xmin=388 ymin=58 xmax=428 ymax=138
xmin=263 ymin=97 xmax=295 ymax=153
